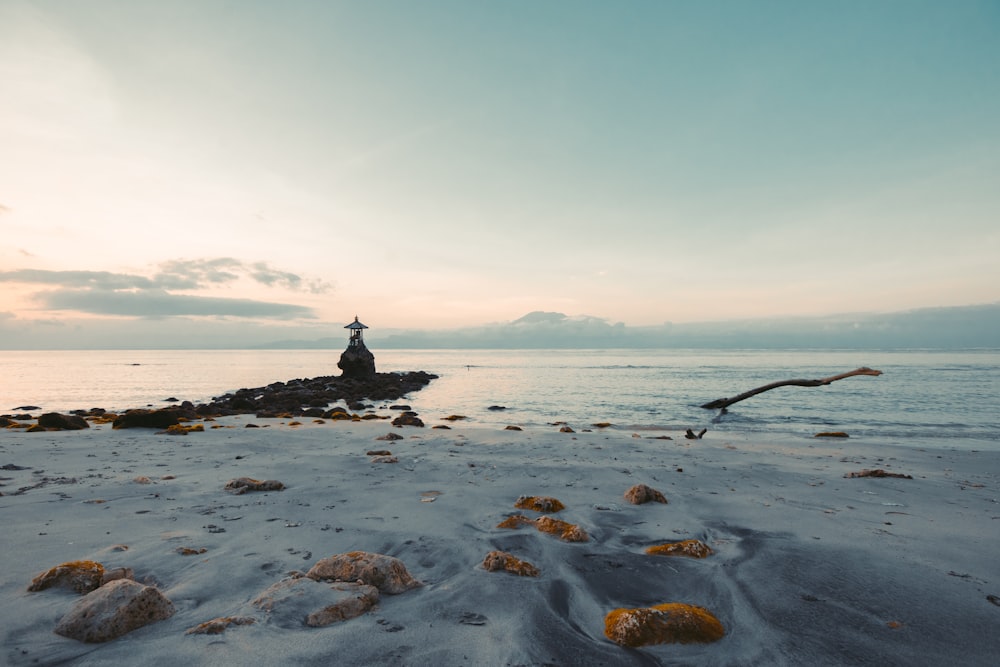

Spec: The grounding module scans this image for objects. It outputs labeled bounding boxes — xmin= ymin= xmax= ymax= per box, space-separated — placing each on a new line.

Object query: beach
xmin=2 ymin=415 xmax=998 ymax=666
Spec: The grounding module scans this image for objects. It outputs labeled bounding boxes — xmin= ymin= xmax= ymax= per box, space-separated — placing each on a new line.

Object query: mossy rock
xmin=645 ymin=539 xmax=713 ymax=558
xmin=604 ymin=602 xmax=725 ymax=647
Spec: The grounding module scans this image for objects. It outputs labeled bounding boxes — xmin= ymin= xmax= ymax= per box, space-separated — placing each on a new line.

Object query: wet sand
xmin=2 ymin=416 xmax=998 ymax=665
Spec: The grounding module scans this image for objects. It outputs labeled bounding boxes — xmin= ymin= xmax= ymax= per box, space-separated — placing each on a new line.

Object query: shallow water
xmin=1 ymin=348 xmax=997 ymax=450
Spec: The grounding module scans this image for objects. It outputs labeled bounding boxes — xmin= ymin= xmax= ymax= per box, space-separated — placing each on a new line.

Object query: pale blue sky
xmin=1 ymin=0 xmax=998 ymax=346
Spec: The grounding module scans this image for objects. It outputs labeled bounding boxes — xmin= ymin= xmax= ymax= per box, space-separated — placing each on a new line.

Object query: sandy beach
xmin=2 ymin=414 xmax=998 ymax=666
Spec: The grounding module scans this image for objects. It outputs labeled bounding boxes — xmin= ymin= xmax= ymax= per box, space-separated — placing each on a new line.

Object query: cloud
xmin=39 ymin=288 xmax=314 ymax=319
xmin=0 ymin=269 xmax=156 ymax=290
xmin=0 ymin=257 xmax=326 ymax=320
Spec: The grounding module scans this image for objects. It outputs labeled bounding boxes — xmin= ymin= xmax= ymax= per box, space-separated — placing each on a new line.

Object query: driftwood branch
xmin=700 ymin=367 xmax=883 ymax=410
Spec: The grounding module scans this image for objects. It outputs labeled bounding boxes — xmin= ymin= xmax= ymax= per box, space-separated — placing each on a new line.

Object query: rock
xmin=442 ymin=415 xmax=467 ymax=421
xmin=28 ymin=560 xmax=105 ymax=594
xmin=559 ymin=426 xmax=575 ymax=433
xmin=224 ymin=477 xmax=285 ymax=494
xmin=487 ymin=405 xmax=507 ymax=411
xmin=112 ymin=407 xmax=195 ymax=429
xmin=367 ymin=449 xmax=392 ymax=456
xmin=306 ymin=551 xmax=421 ymax=594
xmin=338 ymin=343 xmax=377 ymax=380
xmin=185 ymin=616 xmax=255 ymax=635
xmin=376 ymin=432 xmax=404 ymax=441
xmin=14 ymin=405 xmax=41 ymax=411
xmin=370 ymin=455 xmax=398 ymax=464
xmin=176 ymin=547 xmax=207 ymax=556
xmin=645 ymin=540 xmax=714 ymax=558
xmin=55 ymin=579 xmax=175 ymax=642
xmin=100 ymin=567 xmax=134 ymax=585
xmin=604 ymin=602 xmax=725 ymax=647
xmin=482 ymin=551 xmax=540 ymax=577
xmin=514 ymin=495 xmax=566 ymax=513
xmin=845 ymin=469 xmax=913 ymax=479
xmin=815 ymin=431 xmax=850 ymax=438
xmin=504 ymin=425 xmax=523 ymax=431
xmin=496 ymin=514 xmax=536 ymax=530
xmin=251 ymin=578 xmax=379 ymax=627
xmin=624 ymin=483 xmax=668 ymax=505
xmin=535 ymin=516 xmax=589 ymax=542
xmin=391 ymin=412 xmax=424 ymax=428
xmin=37 ymin=413 xmax=90 ymax=430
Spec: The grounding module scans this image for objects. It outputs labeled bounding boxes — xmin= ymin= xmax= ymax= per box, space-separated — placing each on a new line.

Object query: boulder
xmin=306 ymin=551 xmax=420 ymax=594
xmin=391 ymin=412 xmax=424 ymax=428
xmin=251 ymin=578 xmax=378 ymax=627
xmin=54 ymin=579 xmax=175 ymax=642
xmin=185 ymin=616 xmax=255 ymax=635
xmin=112 ymin=408 xmax=195 ymax=429
xmin=224 ymin=477 xmax=285 ymax=494
xmin=514 ymin=495 xmax=566 ymax=513
xmin=28 ymin=560 xmax=105 ymax=594
xmin=604 ymin=602 xmax=725 ymax=647
xmin=37 ymin=413 xmax=89 ymax=430
xmin=645 ymin=539 xmax=714 ymax=558
xmin=482 ymin=551 xmax=540 ymax=577
xmin=624 ymin=483 xmax=668 ymax=505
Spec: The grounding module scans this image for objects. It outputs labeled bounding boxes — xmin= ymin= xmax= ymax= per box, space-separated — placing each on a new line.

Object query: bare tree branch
xmin=700 ymin=367 xmax=883 ymax=410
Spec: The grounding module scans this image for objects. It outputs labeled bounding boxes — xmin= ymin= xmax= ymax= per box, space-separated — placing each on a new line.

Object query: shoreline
xmin=3 ymin=417 xmax=998 ymax=665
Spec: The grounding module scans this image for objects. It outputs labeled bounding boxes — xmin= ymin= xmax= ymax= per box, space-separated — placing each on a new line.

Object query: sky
xmin=1 ymin=0 xmax=998 ymax=348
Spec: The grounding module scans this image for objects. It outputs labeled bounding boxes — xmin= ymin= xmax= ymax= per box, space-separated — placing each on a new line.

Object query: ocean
xmin=2 ymin=348 xmax=998 ymax=451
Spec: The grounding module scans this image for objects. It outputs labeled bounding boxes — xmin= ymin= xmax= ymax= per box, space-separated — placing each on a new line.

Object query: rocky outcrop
xmin=54 ymin=579 xmax=175 ymax=642
xmin=306 ymin=551 xmax=421 ymax=594
xmin=338 ymin=341 xmax=377 ymax=380
xmin=514 ymin=495 xmax=565 ymax=513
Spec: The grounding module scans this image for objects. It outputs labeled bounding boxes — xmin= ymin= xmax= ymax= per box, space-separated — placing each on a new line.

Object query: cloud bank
xmin=0 ymin=258 xmax=328 ymax=320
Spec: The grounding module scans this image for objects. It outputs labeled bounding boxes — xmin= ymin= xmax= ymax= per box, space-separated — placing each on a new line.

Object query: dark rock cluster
xmin=109 ymin=371 xmax=438 ymax=428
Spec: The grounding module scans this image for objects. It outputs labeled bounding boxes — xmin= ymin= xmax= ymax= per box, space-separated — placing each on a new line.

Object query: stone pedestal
xmin=338 ymin=342 xmax=376 ymax=379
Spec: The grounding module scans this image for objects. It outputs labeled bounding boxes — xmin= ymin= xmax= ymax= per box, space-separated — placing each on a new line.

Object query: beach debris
xmin=307 ymin=551 xmax=421 ymax=594
xmin=482 ymin=550 xmax=540 ymax=577
xmin=133 ymin=476 xmax=153 ymax=484
xmin=604 ymin=602 xmax=725 ymax=647
xmin=185 ymin=615 xmax=256 ymax=635
xmin=224 ymin=477 xmax=286 ymax=494
xmin=844 ymin=469 xmax=913 ymax=479
xmin=377 ymin=432 xmax=404 ymax=441
xmin=987 ymin=594 xmax=1000 ymax=607
xmin=514 ymin=495 xmax=566 ymax=513
xmin=28 ymin=560 xmax=106 ymax=594
xmin=391 ymin=411 xmax=425 ymax=428
xmin=700 ymin=367 xmax=883 ymax=411
xmin=504 ymin=425 xmax=523 ymax=431
xmin=55 ymin=579 xmax=175 ymax=643
xmin=37 ymin=412 xmax=90 ymax=430
xmin=251 ymin=578 xmax=379 ymax=627
xmin=685 ymin=428 xmax=707 ymax=440
xmin=815 ymin=431 xmax=850 ymax=438
xmin=645 ymin=539 xmax=714 ymax=558
xmin=624 ymin=483 xmax=668 ymax=505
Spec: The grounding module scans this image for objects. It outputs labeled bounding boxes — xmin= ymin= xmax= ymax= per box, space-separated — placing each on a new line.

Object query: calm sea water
xmin=2 ymin=349 xmax=998 ymax=450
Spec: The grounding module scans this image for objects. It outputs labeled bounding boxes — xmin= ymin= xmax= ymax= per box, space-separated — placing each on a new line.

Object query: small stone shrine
xmin=338 ymin=316 xmax=377 ymax=379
